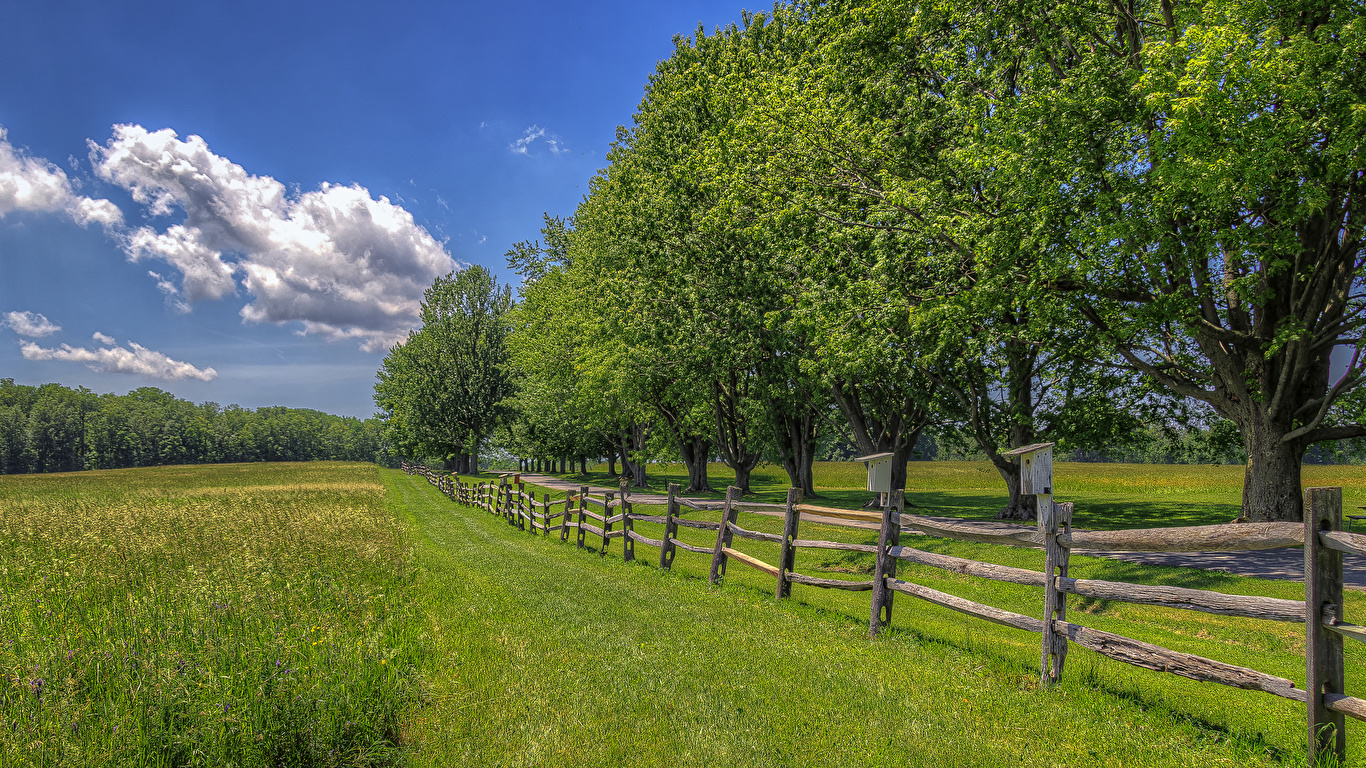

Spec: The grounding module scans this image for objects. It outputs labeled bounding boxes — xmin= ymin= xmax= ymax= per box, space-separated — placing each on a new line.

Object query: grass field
xmin=0 ymin=463 xmax=420 ymax=766
xmin=526 ymin=459 xmax=1366 ymax=529
xmin=4 ymin=460 xmax=1363 ymax=766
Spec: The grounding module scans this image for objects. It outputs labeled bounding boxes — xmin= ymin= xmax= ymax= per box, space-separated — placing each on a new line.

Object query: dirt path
xmin=517 ymin=473 xmax=1365 ymax=590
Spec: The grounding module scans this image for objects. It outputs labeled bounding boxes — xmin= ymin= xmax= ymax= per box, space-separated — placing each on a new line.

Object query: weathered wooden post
xmin=1306 ymin=486 xmax=1346 ymax=765
xmin=660 ymin=483 xmax=679 ymax=570
xmin=576 ymin=485 xmax=588 ymax=549
xmin=517 ymin=482 xmax=527 ymax=531
xmin=620 ymin=477 xmax=635 ymax=562
xmin=709 ymin=486 xmax=740 ymax=584
xmin=542 ymin=492 xmax=551 ymax=536
xmin=560 ymin=493 xmax=573 ymax=542
xmin=1005 ymin=442 xmax=1069 ymax=686
xmin=868 ymin=490 xmax=903 ymax=638
xmin=776 ymin=487 xmax=804 ymax=599
xmin=602 ymin=491 xmax=614 ymax=555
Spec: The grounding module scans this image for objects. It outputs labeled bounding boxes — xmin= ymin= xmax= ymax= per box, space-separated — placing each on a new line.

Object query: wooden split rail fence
xmin=400 ymin=460 xmax=1365 ymax=765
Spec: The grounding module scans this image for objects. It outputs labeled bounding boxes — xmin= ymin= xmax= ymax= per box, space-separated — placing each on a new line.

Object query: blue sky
xmin=0 ymin=0 xmax=746 ymax=417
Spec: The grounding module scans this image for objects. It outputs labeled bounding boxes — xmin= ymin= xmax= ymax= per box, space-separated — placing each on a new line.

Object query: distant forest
xmin=0 ymin=379 xmax=395 ymax=474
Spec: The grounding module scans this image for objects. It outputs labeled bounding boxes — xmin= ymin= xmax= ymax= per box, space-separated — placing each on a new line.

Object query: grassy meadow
xmin=0 ymin=463 xmax=420 ymax=766
xmin=534 ymin=459 xmax=1366 ymax=529
xmin=4 ymin=459 xmax=1365 ymax=766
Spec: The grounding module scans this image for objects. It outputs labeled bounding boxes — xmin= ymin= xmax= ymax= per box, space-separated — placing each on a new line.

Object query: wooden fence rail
xmin=399 ymin=459 xmax=1361 ymax=765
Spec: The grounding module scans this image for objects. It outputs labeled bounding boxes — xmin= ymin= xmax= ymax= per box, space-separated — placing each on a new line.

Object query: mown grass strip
xmin=398 ymin=469 xmax=1346 ymax=767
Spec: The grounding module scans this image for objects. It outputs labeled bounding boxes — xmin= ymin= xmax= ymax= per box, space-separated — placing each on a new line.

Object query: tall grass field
xmin=3 ymin=460 xmax=1363 ymax=766
xmin=0 ymin=463 xmax=420 ymax=766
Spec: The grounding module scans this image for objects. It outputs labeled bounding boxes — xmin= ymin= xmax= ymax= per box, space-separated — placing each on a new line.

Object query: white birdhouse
xmin=1003 ymin=442 xmax=1055 ymax=496
xmin=855 ymin=452 xmax=896 ymax=494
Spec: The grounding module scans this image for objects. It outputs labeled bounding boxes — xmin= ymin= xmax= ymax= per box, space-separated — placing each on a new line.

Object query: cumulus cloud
xmin=89 ymin=125 xmax=456 ymax=351
xmin=91 ymin=331 xmax=116 ymax=345
xmin=20 ymin=338 xmax=217 ymax=381
xmin=510 ymin=124 xmax=567 ymax=156
xmin=0 ymin=127 xmax=122 ymax=228
xmin=3 ymin=310 xmax=61 ymax=337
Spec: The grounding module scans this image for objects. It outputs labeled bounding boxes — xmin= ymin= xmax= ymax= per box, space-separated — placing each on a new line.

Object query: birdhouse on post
xmin=855 ymin=452 xmax=896 ymax=506
xmin=1004 ymin=442 xmax=1054 ymax=497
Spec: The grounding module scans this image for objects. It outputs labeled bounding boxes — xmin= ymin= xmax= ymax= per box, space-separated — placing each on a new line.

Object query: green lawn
xmin=515 ymin=459 xmax=1366 ymax=529
xmin=412 ymin=467 xmax=1365 ymax=767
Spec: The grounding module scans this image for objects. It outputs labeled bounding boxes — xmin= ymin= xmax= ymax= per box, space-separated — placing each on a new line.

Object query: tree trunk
xmin=678 ymin=435 xmax=714 ymax=493
xmin=579 ymin=455 xmax=587 ymax=474
xmin=733 ymin=462 xmax=754 ymax=495
xmin=993 ymin=458 xmax=1036 ymax=520
xmin=773 ymin=412 xmax=819 ymax=498
xmin=607 ymin=453 xmax=616 ymax=477
xmin=1241 ymin=422 xmax=1304 ymax=521
xmin=442 ymin=456 xmax=455 ymax=471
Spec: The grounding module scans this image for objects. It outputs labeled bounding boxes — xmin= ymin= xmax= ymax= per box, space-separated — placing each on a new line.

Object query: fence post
xmin=602 ymin=491 xmax=614 ymax=555
xmin=660 ymin=483 xmax=679 ymax=570
xmin=560 ymin=493 xmax=573 ymax=542
xmin=709 ymin=486 xmax=740 ymax=584
xmin=868 ymin=490 xmax=903 ymax=638
xmin=776 ymin=487 xmax=804 ymax=599
xmin=1306 ymin=486 xmax=1345 ymax=765
xmin=542 ymin=492 xmax=551 ymax=536
xmin=620 ymin=477 xmax=635 ymax=562
xmin=576 ymin=485 xmax=588 ymax=549
xmin=1040 ymin=499 xmax=1072 ymax=686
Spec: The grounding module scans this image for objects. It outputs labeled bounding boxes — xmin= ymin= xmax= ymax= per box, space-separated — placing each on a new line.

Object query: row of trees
xmin=0 ymin=380 xmax=393 ymax=474
xmin=377 ymin=0 xmax=1364 ymax=522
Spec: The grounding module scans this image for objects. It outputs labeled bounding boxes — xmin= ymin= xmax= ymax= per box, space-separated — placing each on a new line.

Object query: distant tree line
xmin=0 ymin=379 xmax=394 ymax=475
xmin=378 ymin=0 xmax=1365 ymax=523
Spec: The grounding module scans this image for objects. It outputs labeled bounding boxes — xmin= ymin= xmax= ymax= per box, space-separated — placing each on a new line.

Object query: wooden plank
xmin=886 ymin=578 xmax=1044 ymax=633
xmin=606 ymin=513 xmax=627 ymax=525
xmin=1325 ymin=694 xmax=1366 ymax=723
xmin=1060 ymin=577 xmax=1306 ymax=622
xmin=582 ymin=496 xmax=609 ymax=508
xmin=732 ymin=501 xmax=788 ymax=512
xmin=787 ymin=572 xmax=874 ymax=591
xmin=1053 ymin=620 xmax=1305 ymax=702
xmin=898 ymin=515 xmax=1047 ymax=548
xmin=1324 ymin=619 xmax=1366 ymax=644
xmin=672 ymin=540 xmax=713 ymax=555
xmin=721 ymin=547 xmax=780 ymax=577
xmin=1320 ymin=530 xmax=1366 ymax=558
xmin=797 ymin=504 xmax=882 ymax=523
xmin=605 ymin=530 xmax=625 ymax=539
xmin=1062 ymin=522 xmax=1303 ymax=553
xmin=796 ymin=539 xmax=878 ymax=554
xmin=631 ymin=514 xmax=669 ymax=525
xmin=889 ymin=545 xmax=1044 ymax=586
xmin=675 ymin=518 xmax=721 ymax=531
xmin=581 ymin=510 xmax=606 ymax=523
xmin=628 ymin=531 xmax=664 ymax=548
xmin=728 ymin=522 xmax=784 ymax=544
xmin=580 ymin=523 xmax=605 ymax=537
xmin=1305 ymin=486 xmax=1346 ymax=763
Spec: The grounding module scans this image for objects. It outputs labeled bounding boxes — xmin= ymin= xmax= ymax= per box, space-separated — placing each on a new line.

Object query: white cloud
xmin=510 ymin=125 xmax=546 ymax=155
xmin=20 ymin=339 xmax=217 ymax=381
xmin=0 ymin=127 xmax=122 ymax=228
xmin=477 ymin=235 xmax=487 ymax=245
xmin=509 ymin=125 xmax=567 ymax=156
xmin=3 ymin=310 xmax=61 ymax=337
xmin=90 ymin=125 xmax=456 ymax=352
xmin=91 ymin=331 xmax=116 ymax=345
